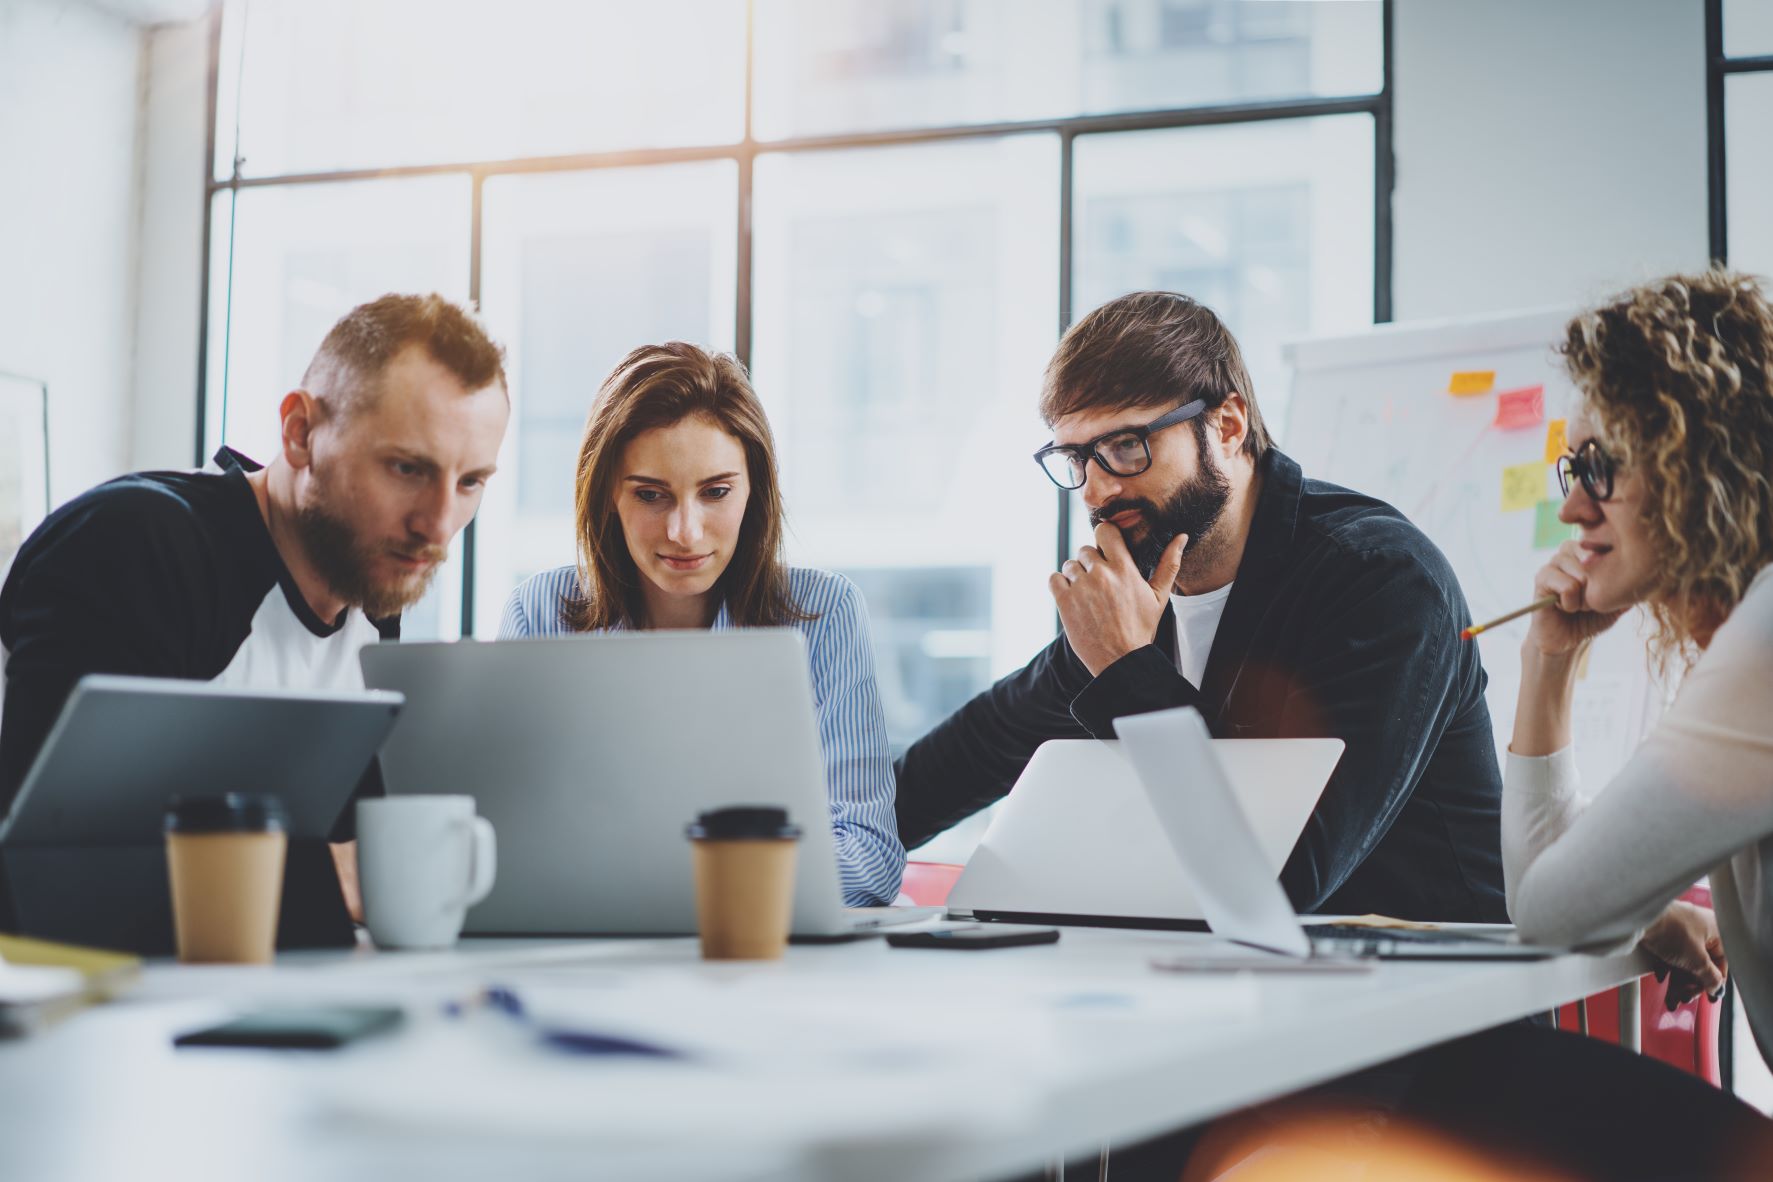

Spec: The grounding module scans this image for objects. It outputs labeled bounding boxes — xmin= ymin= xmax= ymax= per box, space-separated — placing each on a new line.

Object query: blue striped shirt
xmin=498 ymin=565 xmax=906 ymax=906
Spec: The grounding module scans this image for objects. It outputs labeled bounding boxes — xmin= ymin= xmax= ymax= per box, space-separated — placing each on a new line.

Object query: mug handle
xmin=458 ymin=816 xmax=497 ymax=909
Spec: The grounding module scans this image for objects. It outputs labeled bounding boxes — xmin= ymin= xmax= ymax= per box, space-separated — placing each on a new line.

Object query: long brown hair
xmin=564 ymin=342 xmax=808 ymax=631
xmin=1560 ymin=268 xmax=1773 ymax=668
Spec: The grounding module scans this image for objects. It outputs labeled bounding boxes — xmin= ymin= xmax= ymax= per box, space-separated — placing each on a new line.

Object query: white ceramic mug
xmin=357 ymin=796 xmax=496 ymax=950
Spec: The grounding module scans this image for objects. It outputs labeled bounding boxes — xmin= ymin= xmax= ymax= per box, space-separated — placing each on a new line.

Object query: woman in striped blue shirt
xmin=499 ymin=342 xmax=905 ymax=906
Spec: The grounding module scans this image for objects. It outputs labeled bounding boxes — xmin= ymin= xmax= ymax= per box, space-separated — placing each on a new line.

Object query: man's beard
xmin=292 ymin=494 xmax=445 ymax=621
xmin=1090 ymin=433 xmax=1232 ymax=582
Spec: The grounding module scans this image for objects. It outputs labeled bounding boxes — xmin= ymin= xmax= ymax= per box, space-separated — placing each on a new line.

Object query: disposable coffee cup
xmin=685 ymin=806 xmax=801 ymax=961
xmin=164 ymin=794 xmax=288 ymax=965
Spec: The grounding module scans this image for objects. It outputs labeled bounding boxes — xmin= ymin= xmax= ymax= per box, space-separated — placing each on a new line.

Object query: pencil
xmin=1460 ymin=594 xmax=1558 ymax=640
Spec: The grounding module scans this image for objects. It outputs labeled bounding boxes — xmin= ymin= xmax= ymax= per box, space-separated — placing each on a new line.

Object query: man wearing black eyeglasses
xmin=895 ymin=291 xmax=1506 ymax=924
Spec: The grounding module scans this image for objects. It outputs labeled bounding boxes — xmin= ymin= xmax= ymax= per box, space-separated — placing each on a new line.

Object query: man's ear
xmin=279 ymin=390 xmax=320 ymax=469
xmin=1213 ymin=391 xmax=1251 ymax=456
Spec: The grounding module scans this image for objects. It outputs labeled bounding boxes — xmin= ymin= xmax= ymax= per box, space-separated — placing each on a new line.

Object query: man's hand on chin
xmin=1050 ymin=522 xmax=1188 ymax=677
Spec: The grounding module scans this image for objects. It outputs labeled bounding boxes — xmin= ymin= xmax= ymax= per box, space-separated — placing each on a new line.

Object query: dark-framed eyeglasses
xmin=1555 ymin=437 xmax=1616 ymax=503
xmin=1033 ymin=399 xmax=1208 ymax=490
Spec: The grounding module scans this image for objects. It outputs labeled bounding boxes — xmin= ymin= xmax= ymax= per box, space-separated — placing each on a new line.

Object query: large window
xmin=201 ymin=0 xmax=1389 ymax=763
xmin=1709 ymin=0 xmax=1773 ymax=273
xmin=472 ymin=162 xmax=740 ymax=634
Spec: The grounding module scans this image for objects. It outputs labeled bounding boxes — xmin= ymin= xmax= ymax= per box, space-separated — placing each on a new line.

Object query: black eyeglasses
xmin=1033 ymin=400 xmax=1208 ymax=490
xmin=1555 ymin=437 xmax=1616 ymax=503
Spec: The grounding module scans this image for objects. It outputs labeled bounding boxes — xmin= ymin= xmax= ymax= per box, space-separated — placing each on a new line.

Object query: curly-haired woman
xmin=1445 ymin=269 xmax=1773 ymax=1171
xmin=1179 ymin=272 xmax=1773 ymax=1180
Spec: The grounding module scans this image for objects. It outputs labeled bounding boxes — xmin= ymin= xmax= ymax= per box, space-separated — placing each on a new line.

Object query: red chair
xmin=900 ymin=861 xmax=965 ymax=907
xmin=1554 ymin=885 xmax=1723 ymax=1085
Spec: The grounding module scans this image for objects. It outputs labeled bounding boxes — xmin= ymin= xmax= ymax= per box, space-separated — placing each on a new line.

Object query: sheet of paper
xmin=1544 ymin=418 xmax=1568 ymax=463
xmin=1534 ymin=499 xmax=1574 ymax=549
xmin=1447 ymin=370 xmax=1496 ymax=396
xmin=1494 ymin=384 xmax=1545 ymax=430
xmin=1501 ymin=461 xmax=1547 ymax=512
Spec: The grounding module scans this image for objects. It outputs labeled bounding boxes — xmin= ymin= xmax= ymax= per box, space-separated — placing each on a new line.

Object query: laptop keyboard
xmin=1306 ymin=923 xmax=1510 ymax=957
xmin=1307 ymin=923 xmax=1506 ymax=945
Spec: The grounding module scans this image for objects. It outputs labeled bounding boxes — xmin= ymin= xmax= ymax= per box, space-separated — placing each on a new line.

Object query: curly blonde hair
xmin=1559 ymin=268 xmax=1773 ymax=668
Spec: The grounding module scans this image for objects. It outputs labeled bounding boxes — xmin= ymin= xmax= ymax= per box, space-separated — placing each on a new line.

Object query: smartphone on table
xmin=886 ymin=926 xmax=1061 ymax=951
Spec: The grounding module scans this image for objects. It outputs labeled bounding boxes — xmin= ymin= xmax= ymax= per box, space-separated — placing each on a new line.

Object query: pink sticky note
xmin=1494 ymin=384 xmax=1545 ymax=430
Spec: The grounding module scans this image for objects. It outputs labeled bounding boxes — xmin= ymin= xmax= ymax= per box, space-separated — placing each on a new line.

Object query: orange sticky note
xmin=1448 ymin=370 xmax=1495 ymax=396
xmin=1501 ymin=461 xmax=1547 ymax=512
xmin=1544 ymin=418 xmax=1568 ymax=464
xmin=1494 ymin=385 xmax=1544 ymax=430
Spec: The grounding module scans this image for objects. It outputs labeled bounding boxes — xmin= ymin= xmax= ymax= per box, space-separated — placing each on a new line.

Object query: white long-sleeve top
xmin=1504 ymin=564 xmax=1773 ymax=1066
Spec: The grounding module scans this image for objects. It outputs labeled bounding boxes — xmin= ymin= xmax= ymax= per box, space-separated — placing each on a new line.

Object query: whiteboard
xmin=1281 ymin=308 xmax=1660 ymax=793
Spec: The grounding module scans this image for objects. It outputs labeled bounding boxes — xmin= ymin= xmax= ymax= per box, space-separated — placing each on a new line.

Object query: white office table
xmin=0 ymin=927 xmax=1645 ymax=1182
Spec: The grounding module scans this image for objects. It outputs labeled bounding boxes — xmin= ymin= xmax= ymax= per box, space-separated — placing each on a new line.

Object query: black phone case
xmin=174 ymin=1006 xmax=404 ymax=1049
xmin=887 ymin=927 xmax=1060 ymax=950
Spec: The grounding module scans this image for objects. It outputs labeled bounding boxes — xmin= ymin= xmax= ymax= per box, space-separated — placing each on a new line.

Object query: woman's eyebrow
xmin=622 ymin=471 xmax=743 ymax=485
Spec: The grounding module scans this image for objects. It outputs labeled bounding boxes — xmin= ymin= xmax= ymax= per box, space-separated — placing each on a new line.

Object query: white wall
xmin=1392 ymin=0 xmax=1709 ymax=321
xmin=0 ymin=0 xmax=143 ymax=503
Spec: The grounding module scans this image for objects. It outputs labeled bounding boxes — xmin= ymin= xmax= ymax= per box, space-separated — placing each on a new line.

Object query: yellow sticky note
xmin=1501 ymin=461 xmax=1547 ymax=512
xmin=1448 ymin=370 xmax=1496 ymax=396
xmin=1544 ymin=418 xmax=1568 ymax=464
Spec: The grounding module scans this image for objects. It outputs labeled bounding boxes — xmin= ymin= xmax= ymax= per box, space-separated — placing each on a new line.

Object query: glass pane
xmin=215 ymin=0 xmax=744 ymax=179
xmin=472 ymin=162 xmax=739 ymax=635
xmin=1725 ymin=0 xmax=1773 ymax=58
xmin=753 ymin=0 xmax=1381 ymax=140
xmin=752 ymin=136 xmax=1060 ymax=760
xmin=204 ymin=175 xmax=472 ymax=638
xmin=1071 ymin=114 xmax=1375 ymax=450
xmin=1727 ymin=74 xmax=1773 ymax=276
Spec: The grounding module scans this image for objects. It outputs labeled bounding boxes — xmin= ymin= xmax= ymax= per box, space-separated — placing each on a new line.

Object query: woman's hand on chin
xmin=1525 ymin=540 xmax=1628 ymax=658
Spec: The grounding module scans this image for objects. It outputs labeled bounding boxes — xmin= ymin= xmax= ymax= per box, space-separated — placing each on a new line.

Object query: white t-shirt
xmin=1170 ymin=581 xmax=1234 ymax=689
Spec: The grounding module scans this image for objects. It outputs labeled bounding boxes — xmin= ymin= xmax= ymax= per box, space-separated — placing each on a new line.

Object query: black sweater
xmin=895 ymin=448 xmax=1507 ymax=922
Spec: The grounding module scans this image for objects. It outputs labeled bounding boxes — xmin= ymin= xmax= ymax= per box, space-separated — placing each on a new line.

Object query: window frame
xmin=194 ymin=0 xmax=1396 ymax=637
xmin=1707 ymin=0 xmax=1773 ymax=263
xmin=1702 ymin=0 xmax=1773 ymax=1104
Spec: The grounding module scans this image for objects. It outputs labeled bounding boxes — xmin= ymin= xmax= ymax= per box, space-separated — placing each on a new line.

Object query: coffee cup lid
xmin=165 ymin=793 xmax=288 ymax=834
xmin=685 ymin=805 xmax=800 ymax=841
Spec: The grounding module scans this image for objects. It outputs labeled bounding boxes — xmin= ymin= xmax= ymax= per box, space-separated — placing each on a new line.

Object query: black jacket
xmin=895 ymin=448 xmax=1506 ymax=922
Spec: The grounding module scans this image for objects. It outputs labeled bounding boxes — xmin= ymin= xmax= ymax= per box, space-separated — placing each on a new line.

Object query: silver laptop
xmin=945 ymin=735 xmax=1344 ymax=927
xmin=1113 ymin=706 xmax=1559 ymax=961
xmin=361 ymin=631 xmax=934 ymax=939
